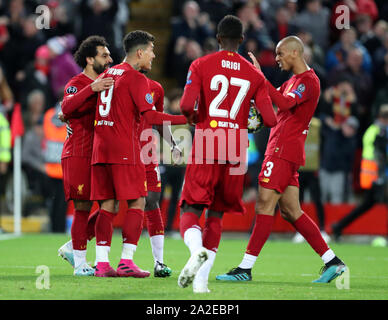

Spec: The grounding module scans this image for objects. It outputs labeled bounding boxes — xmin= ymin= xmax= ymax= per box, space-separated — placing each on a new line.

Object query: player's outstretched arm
xmin=254 ymin=81 xmax=277 ymax=128
xmin=266 ymin=80 xmax=298 ymax=111
xmin=142 ymin=109 xmax=187 ymax=126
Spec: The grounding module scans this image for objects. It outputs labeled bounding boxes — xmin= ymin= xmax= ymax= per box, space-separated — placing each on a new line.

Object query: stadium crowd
xmin=0 ymin=0 xmax=388 ymax=234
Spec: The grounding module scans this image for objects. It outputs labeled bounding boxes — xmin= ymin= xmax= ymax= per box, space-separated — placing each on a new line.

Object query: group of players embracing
xmin=57 ymin=15 xmax=346 ymax=294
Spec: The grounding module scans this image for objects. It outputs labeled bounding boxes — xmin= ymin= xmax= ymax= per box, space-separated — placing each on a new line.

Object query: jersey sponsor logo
xmin=145 ymin=93 xmax=153 ymax=104
xmin=209 ymin=120 xmax=239 ymax=129
xmin=66 ymin=86 xmax=77 ymax=94
xmin=210 ymin=120 xmax=218 ymax=128
xmin=261 ymin=177 xmax=270 ymax=183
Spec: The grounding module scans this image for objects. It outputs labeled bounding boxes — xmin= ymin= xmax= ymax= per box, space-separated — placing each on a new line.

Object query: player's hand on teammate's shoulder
xmin=91 ymin=76 xmax=114 ymax=92
xmin=248 ymin=52 xmax=261 ymax=71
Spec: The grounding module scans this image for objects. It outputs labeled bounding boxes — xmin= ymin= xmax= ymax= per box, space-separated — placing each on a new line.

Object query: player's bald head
xmin=277 ymin=36 xmax=304 ymax=56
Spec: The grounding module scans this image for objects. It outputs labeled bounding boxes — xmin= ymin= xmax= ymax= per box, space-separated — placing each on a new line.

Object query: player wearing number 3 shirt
xmin=176 ymin=15 xmax=277 ymax=293
xmin=217 ymin=36 xmax=347 ymax=284
xmin=91 ymin=31 xmax=187 ymax=277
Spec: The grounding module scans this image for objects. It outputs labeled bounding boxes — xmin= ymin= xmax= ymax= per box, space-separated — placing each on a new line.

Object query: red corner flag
xmin=11 ymin=103 xmax=25 ymax=147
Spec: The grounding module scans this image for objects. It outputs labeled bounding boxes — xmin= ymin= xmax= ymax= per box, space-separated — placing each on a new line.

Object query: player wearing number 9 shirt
xmin=217 ymin=36 xmax=347 ymax=284
xmin=91 ymin=30 xmax=187 ymax=277
xmin=177 ymin=15 xmax=277 ymax=293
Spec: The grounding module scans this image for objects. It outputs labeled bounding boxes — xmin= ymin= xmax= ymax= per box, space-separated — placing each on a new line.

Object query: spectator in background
xmin=173 ymin=38 xmax=203 ymax=88
xmin=200 ymin=0 xmax=232 ymax=30
xmin=326 ymin=28 xmax=372 ymax=73
xmin=0 ymin=64 xmax=13 ymax=113
xmin=22 ymin=115 xmax=46 ymax=202
xmin=160 ymin=88 xmax=187 ymax=236
xmin=304 ymin=45 xmax=327 ymax=89
xmin=330 ymin=0 xmax=379 ymax=42
xmin=0 ymin=104 xmax=11 ymax=213
xmin=47 ymin=34 xmax=81 ymax=99
xmin=355 ymin=14 xmax=383 ymax=58
xmin=17 ymin=45 xmax=53 ymax=111
xmin=42 ymin=0 xmax=76 ymax=39
xmin=79 ymin=0 xmax=121 ymax=62
xmin=297 ymin=29 xmax=325 ymax=68
xmin=294 ymin=0 xmax=330 ymax=50
xmin=234 ymin=0 xmax=274 ymax=59
xmin=268 ymin=6 xmax=299 ymax=44
xmin=3 ymin=14 xmax=45 ymax=90
xmin=42 ymin=102 xmax=67 ymax=232
xmin=319 ymin=101 xmax=359 ymax=204
xmin=332 ymin=104 xmax=388 ymax=241
xmin=24 ymin=89 xmax=45 ymax=129
xmin=373 ymin=31 xmax=388 ymax=86
xmin=285 ymin=0 xmax=299 ymax=23
xmin=372 ymin=55 xmax=388 ymax=118
xmin=328 ymin=47 xmax=373 ymax=132
xmin=165 ymin=0 xmax=213 ymax=77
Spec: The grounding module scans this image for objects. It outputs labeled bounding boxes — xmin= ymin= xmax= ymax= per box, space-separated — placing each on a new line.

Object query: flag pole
xmin=13 ymin=135 xmax=22 ymax=235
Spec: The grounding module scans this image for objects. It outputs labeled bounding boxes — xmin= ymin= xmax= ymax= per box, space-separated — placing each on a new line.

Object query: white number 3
xmin=263 ymin=161 xmax=274 ymax=177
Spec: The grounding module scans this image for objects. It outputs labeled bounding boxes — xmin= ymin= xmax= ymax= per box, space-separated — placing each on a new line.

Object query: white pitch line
xmin=0 ymin=234 xmax=22 ymax=241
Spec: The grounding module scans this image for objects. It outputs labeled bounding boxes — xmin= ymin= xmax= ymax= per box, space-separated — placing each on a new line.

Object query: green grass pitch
xmin=1 ymin=233 xmax=387 ymax=300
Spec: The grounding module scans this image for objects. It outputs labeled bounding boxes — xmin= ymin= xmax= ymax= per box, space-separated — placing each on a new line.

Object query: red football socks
xmin=145 ymin=208 xmax=164 ymax=237
xmin=293 ymin=213 xmax=329 ymax=256
xmin=71 ymin=210 xmax=89 ymax=250
xmin=86 ymin=208 xmax=99 ymax=241
xmin=179 ymin=211 xmax=201 ymax=238
xmin=246 ymin=214 xmax=274 ymax=256
xmin=95 ymin=209 xmax=116 ymax=247
xmin=202 ymin=216 xmax=222 ymax=253
xmin=122 ymin=208 xmax=144 ymax=245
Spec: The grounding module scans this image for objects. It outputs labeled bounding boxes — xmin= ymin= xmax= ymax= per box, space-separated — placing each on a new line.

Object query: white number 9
xmin=99 ymin=86 xmax=114 ymax=117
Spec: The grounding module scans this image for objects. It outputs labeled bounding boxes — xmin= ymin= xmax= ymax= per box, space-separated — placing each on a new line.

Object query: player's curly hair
xmin=217 ymin=15 xmax=243 ymax=39
xmin=74 ymin=35 xmax=109 ymax=69
xmin=123 ymin=30 xmax=154 ymax=54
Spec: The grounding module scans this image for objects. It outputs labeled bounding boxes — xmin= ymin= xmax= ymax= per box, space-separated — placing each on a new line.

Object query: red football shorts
xmin=145 ymin=164 xmax=161 ymax=193
xmin=91 ymin=163 xmax=147 ymax=200
xmin=62 ymin=157 xmax=92 ymax=201
xmin=258 ymin=155 xmax=300 ymax=193
xmin=180 ymin=162 xmax=246 ymax=215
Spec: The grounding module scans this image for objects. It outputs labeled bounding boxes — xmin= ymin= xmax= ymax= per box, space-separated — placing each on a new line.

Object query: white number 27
xmin=209 ymin=75 xmax=250 ymax=120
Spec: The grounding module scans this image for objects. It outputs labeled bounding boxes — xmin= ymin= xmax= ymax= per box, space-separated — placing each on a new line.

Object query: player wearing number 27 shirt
xmin=177 ymin=15 xmax=277 ymax=293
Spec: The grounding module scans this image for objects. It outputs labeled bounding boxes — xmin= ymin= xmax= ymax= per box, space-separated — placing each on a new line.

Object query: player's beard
xmin=93 ymin=61 xmax=108 ymax=75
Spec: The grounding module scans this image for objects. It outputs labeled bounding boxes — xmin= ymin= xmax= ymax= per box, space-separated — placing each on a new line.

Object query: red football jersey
xmin=61 ymin=72 xmax=96 ymax=159
xmin=138 ymin=78 xmax=164 ymax=169
xmin=181 ymin=50 xmax=276 ymax=162
xmin=265 ymin=69 xmax=320 ymax=166
xmin=92 ymin=62 xmax=154 ymax=165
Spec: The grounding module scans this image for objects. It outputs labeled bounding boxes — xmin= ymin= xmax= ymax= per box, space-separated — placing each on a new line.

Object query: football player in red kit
xmin=91 ymin=30 xmax=187 ymax=277
xmin=217 ymin=36 xmax=347 ymax=283
xmin=177 ymin=15 xmax=277 ymax=293
xmin=138 ymin=77 xmax=182 ymax=277
xmin=57 ymin=36 xmax=114 ymax=276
